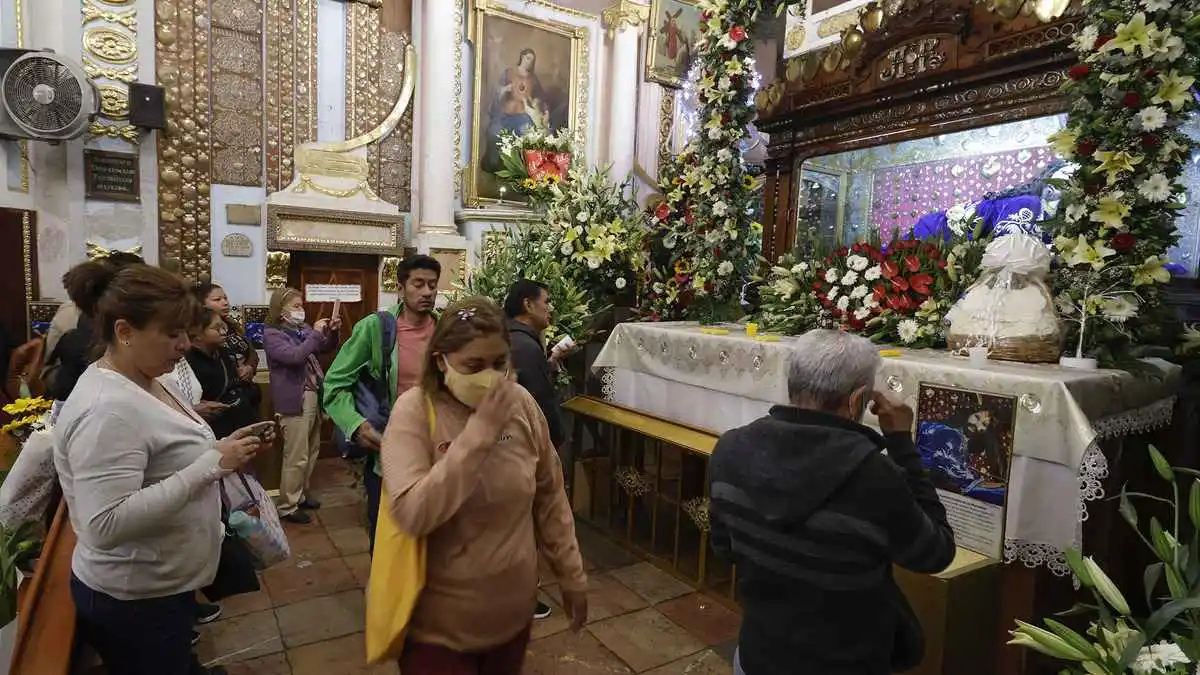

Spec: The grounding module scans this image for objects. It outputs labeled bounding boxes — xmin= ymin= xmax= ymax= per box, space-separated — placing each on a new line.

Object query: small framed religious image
xmin=915 ymin=383 xmax=1017 ymax=559
xmin=645 ymin=0 xmax=702 ymax=88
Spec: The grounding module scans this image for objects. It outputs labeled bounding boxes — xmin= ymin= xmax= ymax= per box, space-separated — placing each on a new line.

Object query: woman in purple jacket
xmin=264 ymin=287 xmax=341 ymax=524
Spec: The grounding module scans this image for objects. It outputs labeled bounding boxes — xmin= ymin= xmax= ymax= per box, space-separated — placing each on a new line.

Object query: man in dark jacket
xmin=504 ymin=279 xmax=566 ymax=448
xmin=710 ymin=329 xmax=956 ymax=675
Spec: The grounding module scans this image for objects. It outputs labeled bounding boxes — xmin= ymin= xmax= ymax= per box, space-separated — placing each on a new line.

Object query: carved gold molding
xmin=266 ymin=204 xmax=404 ymax=255
xmin=601 ymin=0 xmax=648 ymax=39
xmin=21 ymin=211 xmax=32 ymax=337
xmin=266 ymin=0 xmax=318 ymax=192
xmin=292 ymin=174 xmax=381 ymax=201
xmin=14 ymin=0 xmax=27 ymax=193
xmin=82 ymin=0 xmax=138 ymax=147
xmin=84 ymin=26 xmax=137 ymax=63
xmin=453 ymin=0 xmax=465 ymax=196
xmin=88 ymin=122 xmax=139 ymax=143
xmin=381 ymin=256 xmax=400 ymax=293
xmin=211 ymin=0 xmax=265 ymax=187
xmin=155 ymin=0 xmax=214 ymax=279
xmin=817 ymin=9 xmax=860 ymax=38
xmin=657 ymin=89 xmax=675 ymax=171
xmin=430 ymin=248 xmax=468 ymax=287
xmin=265 ymin=250 xmax=291 ymax=289
xmin=81 ymin=1 xmax=137 ymax=30
xmin=83 ymin=60 xmax=137 ymax=83
xmin=97 ymin=83 xmax=130 ymax=119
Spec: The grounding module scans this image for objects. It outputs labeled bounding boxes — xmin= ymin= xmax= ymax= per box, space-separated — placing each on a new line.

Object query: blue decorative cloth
xmin=916 ymin=422 xmax=1006 ymax=506
xmin=911 ymin=211 xmax=952 ymax=242
xmin=907 ymin=194 xmax=1048 ymax=244
xmin=245 ymin=321 xmax=265 ymax=348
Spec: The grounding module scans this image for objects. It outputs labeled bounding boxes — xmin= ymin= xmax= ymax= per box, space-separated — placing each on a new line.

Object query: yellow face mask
xmin=441 ymin=357 xmax=505 ymax=409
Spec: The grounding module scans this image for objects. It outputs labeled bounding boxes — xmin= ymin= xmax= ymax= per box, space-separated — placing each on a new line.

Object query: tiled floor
xmin=197 ymin=459 xmax=740 ymax=674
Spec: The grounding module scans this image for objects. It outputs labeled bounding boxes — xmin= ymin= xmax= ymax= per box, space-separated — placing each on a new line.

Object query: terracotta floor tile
xmin=196 ymin=608 xmax=283 ymax=665
xmin=283 ymin=526 xmax=340 ymax=564
xmin=609 ymin=563 xmax=693 ymax=606
xmin=587 ymin=608 xmax=706 ymax=673
xmin=310 ymin=485 xmax=365 ymax=508
xmin=309 ymin=459 xmax=359 ymax=489
xmin=575 ymin=524 xmax=639 ymax=572
xmin=545 ymin=573 xmax=649 ymax=623
xmin=221 ymin=652 xmax=292 ymax=675
xmin=328 ymin=526 xmax=371 ymax=556
xmin=275 ymin=589 xmax=366 ymax=649
xmin=642 ymin=650 xmax=732 ymax=675
xmin=216 ymin=585 xmax=274 ymax=620
xmin=319 ymin=504 xmax=367 ymax=530
xmin=532 ymin=588 xmax=572 ymax=640
xmin=345 ymin=552 xmax=372 ymax=588
xmin=287 ymin=633 xmax=398 ymax=675
xmin=655 ymin=594 xmax=741 ymax=646
xmin=523 ymin=629 xmax=633 ymax=675
xmin=263 ymin=556 xmax=358 ymax=607
xmin=711 ymin=638 xmax=737 ymax=664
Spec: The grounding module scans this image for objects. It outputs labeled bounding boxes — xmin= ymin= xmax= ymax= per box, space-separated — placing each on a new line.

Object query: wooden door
xmin=0 ymin=209 xmax=36 ymax=344
xmin=287 ymin=251 xmax=380 ymax=456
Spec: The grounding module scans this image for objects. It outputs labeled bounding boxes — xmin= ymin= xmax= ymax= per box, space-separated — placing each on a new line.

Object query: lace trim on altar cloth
xmin=1004 ymin=395 xmax=1177 ymax=575
xmin=600 ymin=367 xmax=616 ymax=400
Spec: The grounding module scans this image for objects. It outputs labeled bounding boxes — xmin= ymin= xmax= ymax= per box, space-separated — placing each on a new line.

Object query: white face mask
xmin=286 ymin=309 xmax=306 ymax=325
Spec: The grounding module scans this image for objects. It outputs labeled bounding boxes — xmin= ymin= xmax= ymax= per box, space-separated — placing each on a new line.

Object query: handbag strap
xmin=423 ymin=394 xmax=436 ymax=438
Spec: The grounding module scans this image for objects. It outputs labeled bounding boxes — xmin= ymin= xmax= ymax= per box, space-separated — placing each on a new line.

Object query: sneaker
xmin=192 ymin=631 xmax=200 ymax=646
xmin=195 ymin=603 xmax=222 ymax=625
xmin=533 ymin=601 xmax=552 ymax=620
xmin=282 ymin=511 xmax=312 ymax=524
xmin=300 ymin=496 xmax=322 ymax=510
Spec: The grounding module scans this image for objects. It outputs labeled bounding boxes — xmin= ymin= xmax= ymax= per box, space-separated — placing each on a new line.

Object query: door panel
xmin=287 ymin=251 xmax=380 ymax=457
xmin=0 ymin=208 xmax=36 ymax=343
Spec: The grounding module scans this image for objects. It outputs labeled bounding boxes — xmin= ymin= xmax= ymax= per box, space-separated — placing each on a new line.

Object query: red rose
xmin=1142 ymin=134 xmax=1161 ymax=149
xmin=704 ymin=282 xmax=714 ymax=293
xmin=655 ymin=202 xmax=670 ymax=221
xmin=910 ymin=273 xmax=935 ymax=296
xmin=1068 ymin=64 xmax=1091 ymax=80
xmin=1143 ymin=68 xmax=1158 ymax=79
xmin=813 ymin=280 xmax=824 ymax=290
xmin=1084 ymin=181 xmax=1101 ymax=195
xmin=852 ymin=243 xmax=862 ymax=253
xmin=821 ymin=298 xmax=832 ymax=308
xmin=881 ymin=260 xmax=900 ymax=279
xmin=1094 ymin=35 xmax=1113 ymax=50
xmin=714 ymin=247 xmax=722 ymax=256
xmin=937 ymin=258 xmax=948 ymax=269
xmin=729 ymin=26 xmax=747 ymax=43
xmin=837 ymin=247 xmax=849 ymax=257
xmin=1076 ymin=139 xmax=1098 ymax=156
xmin=1111 ymin=233 xmax=1137 ymax=252
xmin=903 ymin=255 xmax=921 ymax=273
xmin=1123 ymin=91 xmax=1141 ymax=108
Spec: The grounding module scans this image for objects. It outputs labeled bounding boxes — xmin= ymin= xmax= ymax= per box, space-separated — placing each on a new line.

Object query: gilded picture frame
xmin=645 ymin=0 xmax=701 ymax=89
xmin=468 ymin=0 xmax=588 ymax=208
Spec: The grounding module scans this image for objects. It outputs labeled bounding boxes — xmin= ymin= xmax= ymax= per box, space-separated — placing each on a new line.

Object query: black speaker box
xmin=129 ymin=83 xmax=166 ymax=130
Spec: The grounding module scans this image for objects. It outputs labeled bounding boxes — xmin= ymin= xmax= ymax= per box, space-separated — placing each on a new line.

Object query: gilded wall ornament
xmin=97 ymin=83 xmax=130 ymax=119
xmin=658 ymin=89 xmax=676 ymax=171
xmin=265 ymin=250 xmax=291 ymax=289
xmin=13 ymin=0 xmax=28 ymax=193
xmin=82 ymin=59 xmax=138 ymax=83
xmin=817 ymin=9 xmax=860 ymax=38
xmin=88 ymin=121 xmax=139 ymax=144
xmin=381 ymin=256 xmax=400 ymax=293
xmin=84 ymin=26 xmax=137 ymax=63
xmin=601 ymin=0 xmax=649 ymax=39
xmin=210 ymin=0 xmax=265 ymax=187
xmin=266 ymin=0 xmax=318 ymax=192
xmin=81 ymin=1 xmax=137 ymax=30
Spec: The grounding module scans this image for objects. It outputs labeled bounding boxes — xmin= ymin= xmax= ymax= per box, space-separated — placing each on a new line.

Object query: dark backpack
xmin=334 ymin=310 xmax=397 ymax=460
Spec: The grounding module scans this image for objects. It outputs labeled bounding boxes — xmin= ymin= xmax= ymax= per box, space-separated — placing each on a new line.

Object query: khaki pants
xmin=278 ymin=390 xmax=321 ymax=516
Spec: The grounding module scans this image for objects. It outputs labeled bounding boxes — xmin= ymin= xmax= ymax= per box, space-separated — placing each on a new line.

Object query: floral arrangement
xmin=543 ymin=165 xmax=643 ymax=301
xmin=493 ymin=128 xmax=575 ymax=203
xmin=1043 ymin=0 xmax=1198 ymax=364
xmin=0 ymin=520 xmax=40 ymax=629
xmin=1009 ymin=445 xmax=1200 ymax=675
xmin=642 ymin=0 xmax=794 ymax=323
xmin=1 ymin=397 xmax=52 ymax=441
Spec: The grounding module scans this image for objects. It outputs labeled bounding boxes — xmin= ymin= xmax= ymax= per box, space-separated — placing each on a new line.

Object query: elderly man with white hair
xmin=709 ymin=329 xmax=955 ymax=675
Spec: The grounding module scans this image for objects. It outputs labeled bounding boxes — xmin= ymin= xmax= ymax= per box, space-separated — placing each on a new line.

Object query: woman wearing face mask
xmin=379 ymin=297 xmax=587 ymax=674
xmin=263 ymin=287 xmax=340 ymax=524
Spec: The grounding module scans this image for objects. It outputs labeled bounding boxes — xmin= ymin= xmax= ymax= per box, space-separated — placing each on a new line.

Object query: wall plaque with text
xmin=83 ymin=149 xmax=140 ymax=202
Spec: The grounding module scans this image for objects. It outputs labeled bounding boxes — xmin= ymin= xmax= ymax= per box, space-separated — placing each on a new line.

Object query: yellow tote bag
xmin=364 ymin=395 xmax=434 ymax=663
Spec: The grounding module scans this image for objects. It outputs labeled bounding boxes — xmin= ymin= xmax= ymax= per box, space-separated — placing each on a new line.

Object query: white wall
xmin=209 ymin=185 xmax=269 ymax=305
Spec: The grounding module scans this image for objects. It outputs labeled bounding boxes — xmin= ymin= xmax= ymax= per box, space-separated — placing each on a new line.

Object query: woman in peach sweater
xmin=379 ymin=297 xmax=587 ymax=674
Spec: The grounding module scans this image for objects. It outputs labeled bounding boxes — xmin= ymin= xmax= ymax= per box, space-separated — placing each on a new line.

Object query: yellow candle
xmin=745 ymin=322 xmax=759 ymax=337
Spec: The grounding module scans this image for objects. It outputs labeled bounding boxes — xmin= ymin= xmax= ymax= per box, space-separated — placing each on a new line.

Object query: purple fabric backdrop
xmin=873 ymin=146 xmax=1057 ymax=241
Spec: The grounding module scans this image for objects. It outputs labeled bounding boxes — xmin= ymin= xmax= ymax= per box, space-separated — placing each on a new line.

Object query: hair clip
xmin=457 ymin=308 xmax=476 ymax=321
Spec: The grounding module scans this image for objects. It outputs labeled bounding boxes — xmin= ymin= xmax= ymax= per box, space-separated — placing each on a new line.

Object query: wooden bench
xmin=10 ymin=501 xmax=76 ymax=675
xmin=564 ymin=395 xmax=1001 ymax=675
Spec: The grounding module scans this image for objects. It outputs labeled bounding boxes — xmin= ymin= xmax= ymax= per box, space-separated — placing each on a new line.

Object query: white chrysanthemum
xmin=1073 ymin=25 xmax=1099 ymax=52
xmin=1141 ymin=0 xmax=1170 ymax=11
xmin=836 ymin=296 xmax=850 ymax=312
xmin=897 ymin=319 xmax=920 ymax=344
xmin=854 ymin=307 xmax=871 ymax=321
xmin=576 ymin=211 xmax=590 ymax=222
xmin=713 ymin=201 xmax=729 ymax=217
xmin=1138 ymin=106 xmax=1168 ymax=131
xmin=828 ymin=286 xmax=839 ymax=300
xmin=846 ymin=254 xmax=869 ymax=271
xmin=586 ymin=257 xmax=601 ymax=270
xmin=1131 ymin=640 xmax=1190 ymax=675
xmin=791 ymin=262 xmax=809 ymax=275
xmin=840 ymin=270 xmax=859 ymax=286
xmin=824 ymin=268 xmax=839 ymax=284
xmin=615 ymin=277 xmax=627 ymax=290
xmin=864 ymin=265 xmax=882 ymax=281
xmin=1065 ymin=203 xmax=1088 ymax=223
xmin=1138 ymin=173 xmax=1173 ymax=202
xmin=717 ymin=260 xmax=734 ymax=276
xmin=850 ymin=285 xmax=868 ymax=300
xmin=560 ymin=242 xmax=574 ymax=256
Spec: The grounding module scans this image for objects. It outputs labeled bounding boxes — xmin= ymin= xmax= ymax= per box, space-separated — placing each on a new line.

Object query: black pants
xmin=363 ymin=460 xmax=382 ymax=555
xmin=71 ymin=574 xmax=204 ymax=675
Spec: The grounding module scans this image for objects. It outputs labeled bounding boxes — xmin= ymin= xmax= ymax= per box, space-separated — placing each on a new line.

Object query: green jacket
xmin=321 ymin=303 xmax=437 ymax=473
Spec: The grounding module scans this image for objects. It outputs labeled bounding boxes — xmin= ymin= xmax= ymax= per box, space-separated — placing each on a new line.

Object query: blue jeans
xmin=71 ymin=574 xmax=204 ymax=675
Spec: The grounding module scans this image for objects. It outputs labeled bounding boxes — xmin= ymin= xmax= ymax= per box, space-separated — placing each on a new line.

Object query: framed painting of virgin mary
xmin=467 ymin=1 xmax=587 ymax=206
xmin=646 ymin=0 xmax=701 ymax=88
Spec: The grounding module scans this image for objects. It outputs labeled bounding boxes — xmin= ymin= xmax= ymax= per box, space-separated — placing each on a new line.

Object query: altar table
xmin=592 ymin=321 xmax=1180 ymax=574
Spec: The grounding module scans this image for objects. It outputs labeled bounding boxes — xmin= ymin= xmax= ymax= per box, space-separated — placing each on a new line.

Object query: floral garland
xmin=643 ymin=0 xmax=795 ymax=323
xmin=493 ymin=128 xmax=575 ymax=203
xmin=1045 ymin=2 xmax=1198 ymax=362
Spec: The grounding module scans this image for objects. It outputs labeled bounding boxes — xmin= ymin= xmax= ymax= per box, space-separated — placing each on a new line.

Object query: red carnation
xmin=910 ymin=273 xmax=934 ymax=296
xmin=729 ymin=26 xmax=747 ymax=43
xmin=1076 ymin=139 xmax=1098 ymax=156
xmin=1094 ymin=35 xmax=1113 ymax=50
xmin=837 ymin=247 xmax=849 ymax=257
xmin=903 ymin=254 xmax=921 ymax=273
xmin=655 ymin=202 xmax=670 ymax=221
xmin=881 ymin=260 xmax=900 ymax=279
xmin=1123 ymin=91 xmax=1141 ymax=108
xmin=1143 ymin=68 xmax=1158 ymax=79
xmin=852 ymin=243 xmax=863 ymax=253
xmin=1068 ymin=64 xmax=1091 ymax=81
xmin=812 ymin=280 xmax=824 ymax=290
xmin=1142 ymin=134 xmax=1161 ymax=149
xmin=1111 ymin=233 xmax=1137 ymax=252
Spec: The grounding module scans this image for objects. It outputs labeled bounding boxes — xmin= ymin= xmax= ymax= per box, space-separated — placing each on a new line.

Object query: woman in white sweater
xmin=53 ymin=262 xmax=267 ymax=675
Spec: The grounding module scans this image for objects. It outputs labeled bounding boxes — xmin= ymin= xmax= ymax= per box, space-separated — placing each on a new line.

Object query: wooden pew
xmin=10 ymin=501 xmax=76 ymax=675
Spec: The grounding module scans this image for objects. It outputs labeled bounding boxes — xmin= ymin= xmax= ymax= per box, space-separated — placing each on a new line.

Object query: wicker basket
xmin=946 ymin=332 xmax=1061 ymax=364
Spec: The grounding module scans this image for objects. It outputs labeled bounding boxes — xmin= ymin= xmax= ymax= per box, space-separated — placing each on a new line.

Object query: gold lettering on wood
xmin=879 ymin=38 xmax=946 ymax=82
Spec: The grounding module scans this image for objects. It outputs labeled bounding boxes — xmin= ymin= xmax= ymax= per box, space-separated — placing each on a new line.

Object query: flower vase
xmin=1059 ymin=356 xmax=1098 ymax=370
